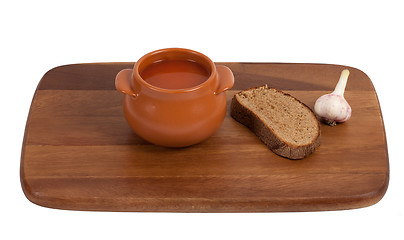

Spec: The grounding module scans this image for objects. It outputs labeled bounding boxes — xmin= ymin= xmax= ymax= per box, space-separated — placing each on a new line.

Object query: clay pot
xmin=115 ymin=48 xmax=234 ymax=147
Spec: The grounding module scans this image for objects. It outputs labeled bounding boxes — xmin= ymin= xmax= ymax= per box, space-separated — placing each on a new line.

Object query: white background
xmin=1 ymin=0 xmax=403 ymax=239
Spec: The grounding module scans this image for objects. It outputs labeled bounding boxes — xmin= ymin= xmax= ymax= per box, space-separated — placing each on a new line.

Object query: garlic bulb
xmin=314 ymin=69 xmax=352 ymax=126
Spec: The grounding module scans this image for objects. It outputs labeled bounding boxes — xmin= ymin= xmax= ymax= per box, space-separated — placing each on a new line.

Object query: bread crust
xmin=230 ymin=87 xmax=321 ymax=160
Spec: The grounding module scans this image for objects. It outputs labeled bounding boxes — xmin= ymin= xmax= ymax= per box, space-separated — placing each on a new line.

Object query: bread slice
xmin=231 ymin=85 xmax=320 ymax=159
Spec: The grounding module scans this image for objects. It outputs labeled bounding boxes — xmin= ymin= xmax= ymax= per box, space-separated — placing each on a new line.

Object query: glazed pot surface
xmin=115 ymin=48 xmax=234 ymax=147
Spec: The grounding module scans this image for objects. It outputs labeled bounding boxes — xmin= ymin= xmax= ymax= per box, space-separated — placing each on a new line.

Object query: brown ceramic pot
xmin=115 ymin=48 xmax=234 ymax=147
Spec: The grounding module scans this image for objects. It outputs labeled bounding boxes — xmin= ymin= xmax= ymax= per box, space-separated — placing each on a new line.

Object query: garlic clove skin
xmin=314 ymin=69 xmax=352 ymax=126
xmin=314 ymin=93 xmax=351 ymax=126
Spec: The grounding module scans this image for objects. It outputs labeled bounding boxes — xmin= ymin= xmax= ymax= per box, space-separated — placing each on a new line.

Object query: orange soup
xmin=140 ymin=60 xmax=210 ymax=89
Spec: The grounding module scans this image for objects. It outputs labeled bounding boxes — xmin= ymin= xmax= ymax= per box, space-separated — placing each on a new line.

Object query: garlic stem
xmin=333 ymin=69 xmax=350 ymax=96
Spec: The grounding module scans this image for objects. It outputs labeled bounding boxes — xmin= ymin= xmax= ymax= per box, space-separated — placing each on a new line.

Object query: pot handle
xmin=115 ymin=69 xmax=138 ymax=97
xmin=215 ymin=65 xmax=234 ymax=95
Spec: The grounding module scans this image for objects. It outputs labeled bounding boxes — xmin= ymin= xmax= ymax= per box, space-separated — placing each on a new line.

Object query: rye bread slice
xmin=231 ymin=85 xmax=321 ymax=159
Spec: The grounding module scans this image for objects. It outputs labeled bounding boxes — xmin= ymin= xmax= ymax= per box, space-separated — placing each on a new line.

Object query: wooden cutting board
xmin=20 ymin=62 xmax=389 ymax=212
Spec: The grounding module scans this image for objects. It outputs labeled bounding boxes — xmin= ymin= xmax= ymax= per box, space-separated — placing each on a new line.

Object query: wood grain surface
xmin=20 ymin=62 xmax=389 ymax=212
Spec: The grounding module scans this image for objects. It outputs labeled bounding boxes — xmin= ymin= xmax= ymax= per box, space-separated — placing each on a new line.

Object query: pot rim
xmin=133 ymin=48 xmax=217 ymax=93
